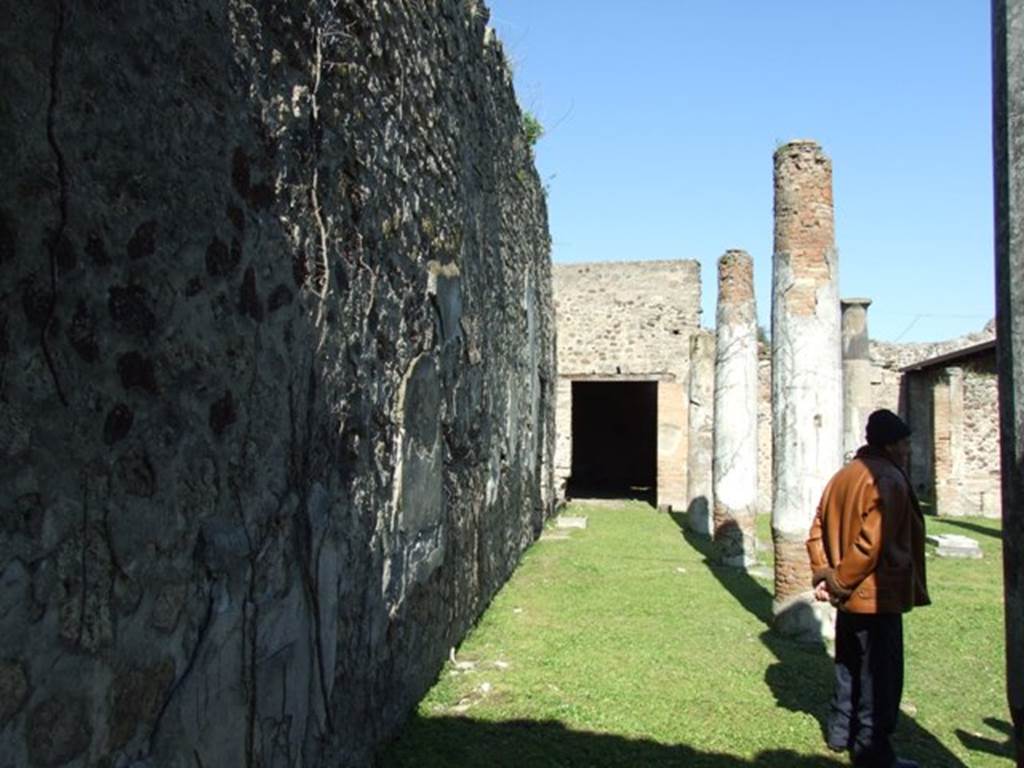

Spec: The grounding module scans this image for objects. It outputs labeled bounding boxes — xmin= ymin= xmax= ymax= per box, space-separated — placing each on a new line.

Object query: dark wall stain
xmin=117 ymin=351 xmax=158 ymax=393
xmin=54 ymin=235 xmax=77 ymax=275
xmin=231 ymin=147 xmax=250 ymax=197
xmin=108 ymin=285 xmax=156 ymax=336
xmin=20 ymin=276 xmax=51 ymax=328
xmin=267 ymin=283 xmax=293 ymax=313
xmin=239 ymin=266 xmax=263 ymax=321
xmin=205 ymin=237 xmax=239 ymax=277
xmin=248 ymin=182 xmax=274 ymax=210
xmin=104 ymin=403 xmax=134 ymax=445
xmin=226 ymin=204 xmax=245 ymax=232
xmin=116 ymin=447 xmax=156 ymax=497
xmin=68 ymin=300 xmax=99 ymax=363
xmin=86 ymin=231 xmax=110 ymax=266
xmin=0 ymin=210 xmax=14 ymax=264
xmin=127 ymin=220 xmax=157 ymax=260
xmin=292 ymin=248 xmax=309 ymax=288
xmin=209 ymin=390 xmax=236 ymax=436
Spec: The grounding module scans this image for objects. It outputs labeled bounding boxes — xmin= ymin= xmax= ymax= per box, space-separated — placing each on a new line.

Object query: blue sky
xmin=487 ymin=2 xmax=994 ymax=343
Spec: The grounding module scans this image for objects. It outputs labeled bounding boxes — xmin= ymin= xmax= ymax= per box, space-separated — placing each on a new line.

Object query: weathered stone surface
xmin=687 ymin=330 xmax=715 ymax=536
xmin=0 ymin=659 xmax=28 ymax=727
xmin=27 ymin=697 xmax=92 ymax=767
xmin=0 ymin=2 xmax=553 ymax=765
xmin=993 ymin=3 xmax=1024 ymax=758
xmin=771 ymin=141 xmax=843 ymax=635
xmin=552 ymin=260 xmax=700 ymax=508
xmin=108 ymin=658 xmax=176 ymax=750
xmin=841 ymin=298 xmax=873 ymax=460
xmin=713 ymin=251 xmax=759 ymax=567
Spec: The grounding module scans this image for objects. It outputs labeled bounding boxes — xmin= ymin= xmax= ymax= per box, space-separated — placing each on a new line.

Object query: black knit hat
xmin=865 ymin=409 xmax=911 ymax=447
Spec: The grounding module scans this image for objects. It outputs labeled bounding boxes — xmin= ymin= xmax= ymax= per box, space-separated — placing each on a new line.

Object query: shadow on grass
xmin=955 ymin=717 xmax=1016 ymax=761
xmin=380 ymin=715 xmax=846 ymax=767
xmin=565 ymin=482 xmax=656 ymax=507
xmin=937 ymin=518 xmax=1003 ymax=540
xmin=668 ymin=512 xmax=970 ymax=768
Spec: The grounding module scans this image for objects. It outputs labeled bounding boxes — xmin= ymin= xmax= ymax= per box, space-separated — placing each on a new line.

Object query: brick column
xmin=771 ymin=140 xmax=843 ymax=639
xmin=841 ymin=298 xmax=873 ymax=460
xmin=687 ymin=330 xmax=715 ymax=535
xmin=713 ymin=250 xmax=759 ymax=566
xmin=933 ymin=366 xmax=965 ymax=517
xmin=992 ymin=3 xmax=1024 ymax=756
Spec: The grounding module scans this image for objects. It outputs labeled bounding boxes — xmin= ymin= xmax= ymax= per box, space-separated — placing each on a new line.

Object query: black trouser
xmin=826 ymin=611 xmax=904 ymax=767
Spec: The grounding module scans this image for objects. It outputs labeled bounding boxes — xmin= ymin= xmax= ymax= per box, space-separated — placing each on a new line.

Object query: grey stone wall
xmin=994 ymin=0 xmax=1024 ymax=755
xmin=755 ymin=327 xmax=1000 ymax=519
xmin=0 ymin=2 xmax=554 ymax=766
xmin=551 ymin=260 xmax=701 ymax=507
xmin=964 ymin=358 xmax=1000 ymax=480
xmin=553 ymin=260 xmax=701 ymax=380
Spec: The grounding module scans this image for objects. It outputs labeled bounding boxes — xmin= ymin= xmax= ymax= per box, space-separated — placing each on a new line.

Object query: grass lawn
xmin=381 ymin=502 xmax=1012 ymax=767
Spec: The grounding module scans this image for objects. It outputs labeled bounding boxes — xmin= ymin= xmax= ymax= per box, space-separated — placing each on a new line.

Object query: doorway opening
xmin=568 ymin=380 xmax=657 ymax=503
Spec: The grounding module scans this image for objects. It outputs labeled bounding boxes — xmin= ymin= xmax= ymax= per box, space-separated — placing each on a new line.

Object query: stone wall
xmin=0 ymin=2 xmax=554 ymax=766
xmin=553 ymin=260 xmax=701 ymax=380
xmin=964 ymin=358 xmax=1000 ymax=483
xmin=901 ymin=354 xmax=1001 ymax=516
xmin=552 ymin=260 xmax=701 ymax=508
xmin=755 ymin=325 xmax=1000 ymax=520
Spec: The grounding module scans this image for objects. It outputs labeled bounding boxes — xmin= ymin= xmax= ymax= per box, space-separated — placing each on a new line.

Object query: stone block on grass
xmin=927 ymin=533 xmax=983 ymax=559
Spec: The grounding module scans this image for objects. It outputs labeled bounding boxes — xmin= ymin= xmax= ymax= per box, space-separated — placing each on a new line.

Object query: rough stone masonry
xmin=993 ymin=0 xmax=1024 ymax=762
xmin=0 ymin=2 xmax=554 ymax=766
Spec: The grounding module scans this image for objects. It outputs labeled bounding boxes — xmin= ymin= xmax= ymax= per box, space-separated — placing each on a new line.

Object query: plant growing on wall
xmin=523 ymin=111 xmax=544 ymax=147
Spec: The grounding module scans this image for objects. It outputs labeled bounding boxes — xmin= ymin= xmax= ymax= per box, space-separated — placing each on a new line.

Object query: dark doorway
xmin=568 ymin=380 xmax=657 ymax=502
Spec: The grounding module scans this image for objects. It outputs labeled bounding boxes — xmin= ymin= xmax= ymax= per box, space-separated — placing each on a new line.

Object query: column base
xmin=772 ymin=591 xmax=836 ymax=644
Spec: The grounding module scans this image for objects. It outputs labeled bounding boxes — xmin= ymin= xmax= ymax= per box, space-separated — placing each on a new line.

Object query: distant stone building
xmin=553 ymin=259 xmax=1000 ymax=522
xmin=756 ymin=325 xmax=1000 ymax=521
xmin=901 ymin=340 xmax=1000 ymax=517
xmin=552 ymin=261 xmax=701 ymax=510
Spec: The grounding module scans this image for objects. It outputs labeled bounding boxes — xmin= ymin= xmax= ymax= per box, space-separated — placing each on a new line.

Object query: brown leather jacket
xmin=806 ymin=445 xmax=930 ymax=614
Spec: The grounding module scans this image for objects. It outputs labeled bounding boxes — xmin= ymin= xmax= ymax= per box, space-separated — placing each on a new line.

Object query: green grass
xmin=381 ymin=503 xmax=1012 ymax=767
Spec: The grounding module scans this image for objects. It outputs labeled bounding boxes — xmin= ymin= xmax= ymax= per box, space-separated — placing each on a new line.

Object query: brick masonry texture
xmin=553 ymin=260 xmax=701 ymax=381
xmin=772 ymin=531 xmax=812 ymax=605
xmin=0 ymin=2 xmax=554 ymax=765
xmin=717 ymin=250 xmax=756 ymax=316
xmin=773 ymin=141 xmax=835 ymax=317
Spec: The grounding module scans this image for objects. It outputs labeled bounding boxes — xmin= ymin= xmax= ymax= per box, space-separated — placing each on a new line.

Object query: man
xmin=807 ymin=409 xmax=930 ymax=768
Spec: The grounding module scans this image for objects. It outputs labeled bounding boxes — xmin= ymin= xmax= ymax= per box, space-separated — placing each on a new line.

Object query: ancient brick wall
xmin=0 ymin=2 xmax=553 ymax=766
xmin=553 ymin=260 xmax=701 ymax=380
xmin=754 ymin=327 xmax=1000 ymax=520
xmin=964 ymin=358 xmax=1000 ymax=486
xmin=552 ymin=260 xmax=701 ymax=508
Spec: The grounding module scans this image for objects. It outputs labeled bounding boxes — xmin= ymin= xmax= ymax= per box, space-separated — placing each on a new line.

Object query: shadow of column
xmin=668 ymin=512 xmax=969 ymax=767
xmin=381 ymin=715 xmax=848 ymax=767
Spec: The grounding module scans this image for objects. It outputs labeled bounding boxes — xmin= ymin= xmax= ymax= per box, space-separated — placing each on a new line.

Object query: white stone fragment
xmin=927 ymin=533 xmax=983 ymax=558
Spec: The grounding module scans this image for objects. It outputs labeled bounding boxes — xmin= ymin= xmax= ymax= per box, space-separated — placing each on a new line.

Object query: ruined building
xmin=552 ymin=261 xmax=701 ymax=510
xmin=553 ymin=172 xmax=1001 ymax=527
xmin=0 ymin=2 xmax=554 ymax=766
xmin=551 ymin=140 xmax=1002 ymax=644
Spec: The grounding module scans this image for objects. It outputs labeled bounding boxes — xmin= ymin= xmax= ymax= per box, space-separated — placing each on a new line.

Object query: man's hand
xmin=814 ymin=581 xmax=831 ymax=602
